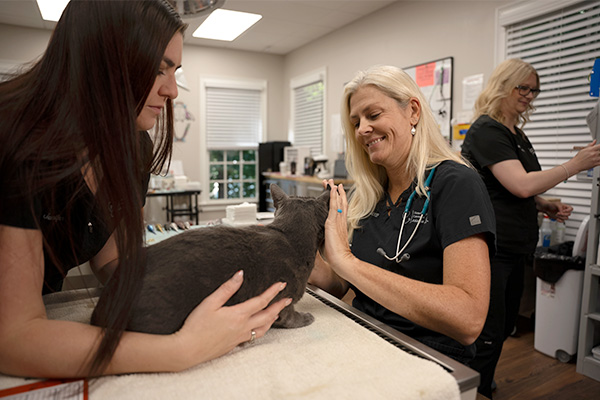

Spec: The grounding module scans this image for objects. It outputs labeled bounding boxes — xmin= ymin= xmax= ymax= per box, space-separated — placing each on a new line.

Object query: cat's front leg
xmin=272 ymin=304 xmax=314 ymax=328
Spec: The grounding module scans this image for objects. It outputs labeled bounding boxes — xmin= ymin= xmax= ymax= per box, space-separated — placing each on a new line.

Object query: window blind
xmin=206 ymin=86 xmax=262 ymax=149
xmin=293 ymin=80 xmax=324 ymax=157
xmin=504 ymin=1 xmax=600 ymax=239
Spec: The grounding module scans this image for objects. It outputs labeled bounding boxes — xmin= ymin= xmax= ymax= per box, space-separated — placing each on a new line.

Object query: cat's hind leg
xmin=273 ymin=305 xmax=314 ymax=328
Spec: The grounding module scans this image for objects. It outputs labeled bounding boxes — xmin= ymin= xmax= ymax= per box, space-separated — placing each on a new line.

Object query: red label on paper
xmin=416 ymin=62 xmax=436 ymax=87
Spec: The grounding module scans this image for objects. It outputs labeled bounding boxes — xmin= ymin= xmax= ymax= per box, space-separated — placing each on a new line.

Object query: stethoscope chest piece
xmin=377 ymin=167 xmax=436 ymax=263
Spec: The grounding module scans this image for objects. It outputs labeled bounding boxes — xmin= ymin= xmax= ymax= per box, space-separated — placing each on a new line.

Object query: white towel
xmin=0 ymin=290 xmax=460 ymax=400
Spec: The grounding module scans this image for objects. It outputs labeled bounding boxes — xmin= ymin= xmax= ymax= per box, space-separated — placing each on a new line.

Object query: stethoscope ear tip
xmin=377 ymin=247 xmax=411 ymax=263
xmin=399 ymin=253 xmax=410 ymax=262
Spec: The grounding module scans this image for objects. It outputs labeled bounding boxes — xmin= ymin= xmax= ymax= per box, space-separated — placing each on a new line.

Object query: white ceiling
xmin=0 ymin=0 xmax=397 ymax=55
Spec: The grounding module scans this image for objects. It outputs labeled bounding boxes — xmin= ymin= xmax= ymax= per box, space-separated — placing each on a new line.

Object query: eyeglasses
xmin=516 ymin=85 xmax=542 ymax=98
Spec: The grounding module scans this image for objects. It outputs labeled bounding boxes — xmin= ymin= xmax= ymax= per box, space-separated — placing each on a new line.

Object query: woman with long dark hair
xmin=0 ymin=0 xmax=289 ymax=377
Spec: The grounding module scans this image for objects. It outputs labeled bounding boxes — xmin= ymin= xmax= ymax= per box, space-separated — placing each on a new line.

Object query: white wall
xmin=282 ymin=0 xmax=511 ymax=164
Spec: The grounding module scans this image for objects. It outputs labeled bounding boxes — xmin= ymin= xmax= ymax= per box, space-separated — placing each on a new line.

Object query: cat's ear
xmin=317 ymin=186 xmax=330 ymax=206
xmin=270 ymin=184 xmax=288 ymax=208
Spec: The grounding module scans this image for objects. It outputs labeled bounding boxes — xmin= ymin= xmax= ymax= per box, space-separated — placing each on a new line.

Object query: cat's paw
xmin=274 ymin=310 xmax=314 ymax=328
xmin=294 ymin=311 xmax=314 ymax=328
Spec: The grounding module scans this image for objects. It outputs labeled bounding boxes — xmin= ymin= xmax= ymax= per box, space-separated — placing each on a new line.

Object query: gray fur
xmin=91 ymin=184 xmax=329 ymax=334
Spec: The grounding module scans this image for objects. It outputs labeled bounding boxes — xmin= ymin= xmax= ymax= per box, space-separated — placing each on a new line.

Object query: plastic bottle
xmin=550 ymin=218 xmax=558 ymax=246
xmin=540 ymin=216 xmax=552 ymax=248
xmin=555 ymin=220 xmax=566 ymax=244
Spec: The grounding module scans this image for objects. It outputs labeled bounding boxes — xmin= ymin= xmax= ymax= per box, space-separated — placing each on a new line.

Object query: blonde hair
xmin=341 ymin=65 xmax=467 ymax=238
xmin=473 ymin=58 xmax=539 ymax=127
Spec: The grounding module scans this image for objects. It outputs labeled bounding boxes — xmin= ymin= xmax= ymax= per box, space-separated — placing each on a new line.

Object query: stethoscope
xmin=376 ymin=167 xmax=436 ymax=263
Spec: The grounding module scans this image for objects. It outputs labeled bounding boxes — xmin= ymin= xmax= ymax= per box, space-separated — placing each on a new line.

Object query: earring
xmin=410 ymin=125 xmax=416 ymax=136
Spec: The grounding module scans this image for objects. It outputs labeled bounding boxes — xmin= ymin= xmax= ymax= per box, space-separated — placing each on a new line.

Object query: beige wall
xmin=0 ymin=24 xmax=49 ymax=66
xmin=283 ymin=0 xmax=510 ymax=163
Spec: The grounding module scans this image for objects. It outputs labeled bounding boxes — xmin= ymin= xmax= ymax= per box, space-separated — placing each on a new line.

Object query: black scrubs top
xmin=0 ymin=131 xmax=152 ymax=294
xmin=350 ymin=160 xmax=496 ymax=364
xmin=461 ymin=115 xmax=541 ymax=254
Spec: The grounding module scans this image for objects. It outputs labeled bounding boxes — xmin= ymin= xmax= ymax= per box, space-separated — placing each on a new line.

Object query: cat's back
xmin=146 ymin=225 xmax=290 ymax=269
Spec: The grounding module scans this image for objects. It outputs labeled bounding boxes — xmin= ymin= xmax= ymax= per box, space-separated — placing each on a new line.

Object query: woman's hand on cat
xmin=171 ymin=270 xmax=291 ymax=369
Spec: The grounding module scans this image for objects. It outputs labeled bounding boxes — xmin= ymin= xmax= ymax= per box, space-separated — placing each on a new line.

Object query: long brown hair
xmin=0 ymin=0 xmax=186 ymax=374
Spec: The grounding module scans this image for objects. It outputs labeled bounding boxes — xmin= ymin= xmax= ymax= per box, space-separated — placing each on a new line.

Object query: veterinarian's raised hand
xmin=171 ymin=270 xmax=291 ymax=369
xmin=321 ymin=180 xmax=355 ymax=277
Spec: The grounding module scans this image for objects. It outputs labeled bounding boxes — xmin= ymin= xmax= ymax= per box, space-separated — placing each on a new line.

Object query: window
xmin=208 ymin=149 xmax=257 ymax=200
xmin=497 ymin=0 xmax=600 ymax=240
xmin=200 ymin=78 xmax=266 ymax=204
xmin=290 ymin=68 xmax=326 ymax=157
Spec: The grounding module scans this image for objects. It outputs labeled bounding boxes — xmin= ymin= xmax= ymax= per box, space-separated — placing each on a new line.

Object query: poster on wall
xmin=404 ymin=57 xmax=453 ymax=142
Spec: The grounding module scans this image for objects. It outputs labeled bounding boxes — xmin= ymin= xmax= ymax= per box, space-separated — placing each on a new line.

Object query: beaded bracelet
xmin=560 ymin=164 xmax=569 ymax=183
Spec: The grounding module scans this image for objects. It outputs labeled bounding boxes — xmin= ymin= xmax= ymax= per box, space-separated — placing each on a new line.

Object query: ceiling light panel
xmin=192 ymin=9 xmax=262 ymax=41
xmin=36 ymin=0 xmax=70 ymax=22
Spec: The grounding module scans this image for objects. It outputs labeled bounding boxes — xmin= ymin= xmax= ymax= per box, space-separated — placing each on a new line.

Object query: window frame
xmin=289 ymin=67 xmax=327 ymax=157
xmin=495 ymin=0 xmax=583 ymax=64
xmin=199 ymin=77 xmax=267 ymax=208
xmin=207 ymin=148 xmax=259 ymax=201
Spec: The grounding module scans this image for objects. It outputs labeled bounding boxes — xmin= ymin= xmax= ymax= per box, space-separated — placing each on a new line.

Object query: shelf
xmin=577 ymin=110 xmax=600 ymax=382
xmin=262 ymin=172 xmax=353 ymax=186
xmin=581 ymin=356 xmax=600 ymax=378
xmin=589 ymin=312 xmax=600 ymax=323
xmin=263 ymin=173 xmax=354 ymax=200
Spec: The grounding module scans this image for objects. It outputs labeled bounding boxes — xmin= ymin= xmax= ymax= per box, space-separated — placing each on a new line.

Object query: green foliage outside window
xmin=209 ymin=149 xmax=257 ymax=200
xmin=209 ymin=151 xmax=224 ymax=162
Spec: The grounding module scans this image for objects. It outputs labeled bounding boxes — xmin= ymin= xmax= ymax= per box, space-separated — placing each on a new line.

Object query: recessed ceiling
xmin=0 ymin=0 xmax=397 ymax=55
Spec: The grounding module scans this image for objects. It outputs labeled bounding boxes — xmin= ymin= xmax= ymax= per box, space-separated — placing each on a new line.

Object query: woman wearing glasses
xmin=461 ymin=58 xmax=600 ymax=398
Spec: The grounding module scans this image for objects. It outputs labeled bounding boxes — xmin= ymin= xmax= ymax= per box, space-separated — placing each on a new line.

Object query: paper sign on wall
xmin=416 ymin=62 xmax=436 ymax=87
xmin=462 ymin=74 xmax=484 ymax=111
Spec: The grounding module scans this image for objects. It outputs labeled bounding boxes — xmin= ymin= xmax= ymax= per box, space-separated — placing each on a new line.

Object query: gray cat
xmin=91 ymin=184 xmax=329 ymax=334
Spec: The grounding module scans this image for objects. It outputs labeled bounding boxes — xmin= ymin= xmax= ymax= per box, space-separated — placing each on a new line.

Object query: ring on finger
xmin=337 ymin=209 xmax=343 ymax=213
xmin=250 ymin=330 xmax=256 ymax=343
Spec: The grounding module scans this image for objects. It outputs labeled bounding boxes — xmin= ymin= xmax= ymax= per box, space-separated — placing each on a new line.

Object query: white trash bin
xmin=534 ymin=269 xmax=584 ymax=362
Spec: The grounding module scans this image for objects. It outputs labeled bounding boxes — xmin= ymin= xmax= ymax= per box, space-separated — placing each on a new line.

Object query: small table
xmin=146 ymin=189 xmax=201 ymax=224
